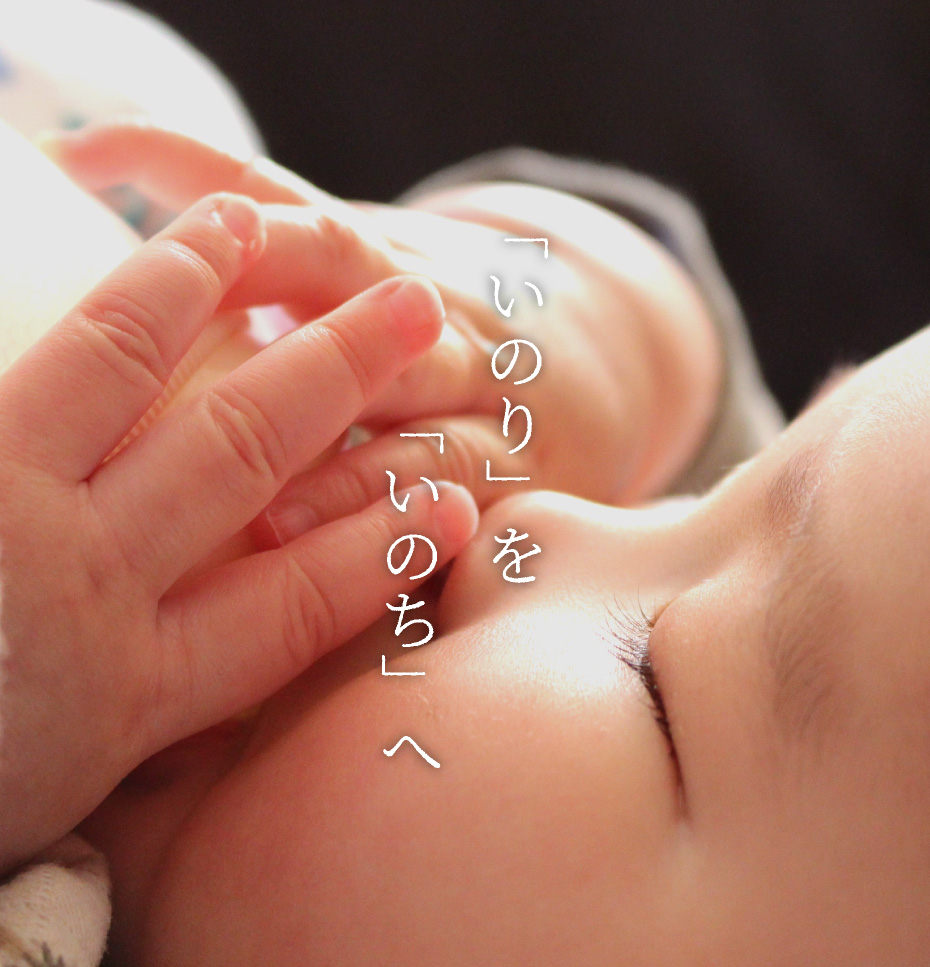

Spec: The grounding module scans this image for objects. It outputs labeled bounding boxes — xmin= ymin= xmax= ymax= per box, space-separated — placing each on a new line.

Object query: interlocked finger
xmin=219 ymin=203 xmax=402 ymax=316
xmin=90 ymin=276 xmax=446 ymax=590
xmin=0 ymin=193 xmax=264 ymax=479
xmin=153 ymin=482 xmax=478 ymax=749
xmin=258 ymin=414 xmax=542 ymax=544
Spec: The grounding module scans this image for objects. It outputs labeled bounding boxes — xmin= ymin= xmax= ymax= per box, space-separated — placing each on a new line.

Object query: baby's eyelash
xmin=603 ymin=598 xmax=676 ymax=756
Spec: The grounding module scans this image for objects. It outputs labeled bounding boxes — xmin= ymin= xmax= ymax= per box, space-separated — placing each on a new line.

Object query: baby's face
xmin=85 ymin=327 xmax=930 ymax=966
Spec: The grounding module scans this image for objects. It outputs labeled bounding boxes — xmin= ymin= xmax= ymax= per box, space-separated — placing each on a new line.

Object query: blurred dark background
xmin=129 ymin=0 xmax=930 ymax=418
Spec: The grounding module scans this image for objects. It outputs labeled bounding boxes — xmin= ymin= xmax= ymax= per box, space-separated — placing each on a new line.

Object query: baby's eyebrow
xmin=760 ymin=440 xmax=852 ymax=752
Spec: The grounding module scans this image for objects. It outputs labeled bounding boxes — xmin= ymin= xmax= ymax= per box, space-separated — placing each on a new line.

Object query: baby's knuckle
xmin=160 ymin=235 xmax=226 ymax=295
xmin=441 ymin=429 xmax=482 ymax=493
xmin=76 ymin=292 xmax=171 ymax=391
xmin=280 ymin=555 xmax=338 ymax=669
xmin=203 ymin=384 xmax=288 ymax=491
xmin=315 ymin=322 xmax=376 ymax=402
xmin=315 ymin=210 xmax=369 ymax=267
xmin=333 ymin=458 xmax=383 ymax=512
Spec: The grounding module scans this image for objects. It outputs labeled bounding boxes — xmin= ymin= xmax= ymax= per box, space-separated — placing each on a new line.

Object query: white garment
xmin=0 ymin=836 xmax=109 ymax=967
xmin=0 ymin=0 xmax=260 ymax=148
xmin=0 ymin=0 xmax=262 ymax=236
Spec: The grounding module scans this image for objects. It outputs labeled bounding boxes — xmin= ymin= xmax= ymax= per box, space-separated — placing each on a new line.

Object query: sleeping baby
xmin=5 ymin=120 xmax=926 ymax=967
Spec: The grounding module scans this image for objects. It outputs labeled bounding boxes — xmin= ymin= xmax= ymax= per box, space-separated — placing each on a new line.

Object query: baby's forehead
xmin=830 ymin=383 xmax=930 ymax=529
xmin=839 ymin=334 xmax=930 ymax=449
xmin=736 ymin=370 xmax=930 ymax=752
xmin=776 ymin=342 xmax=930 ymax=539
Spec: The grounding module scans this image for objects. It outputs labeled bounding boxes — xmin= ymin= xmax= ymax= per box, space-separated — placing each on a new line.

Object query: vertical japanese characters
xmin=381 ymin=236 xmax=549 ymax=767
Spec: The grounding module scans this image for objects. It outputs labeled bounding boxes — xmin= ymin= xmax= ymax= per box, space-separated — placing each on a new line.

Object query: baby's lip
xmin=121 ymin=715 xmax=253 ymax=791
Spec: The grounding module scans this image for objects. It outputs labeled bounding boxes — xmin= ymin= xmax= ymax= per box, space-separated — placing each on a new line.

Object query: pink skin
xmin=82 ymin=326 xmax=930 ymax=966
xmin=10 ymin=121 xmax=930 ymax=964
xmin=0 ymin=120 xmax=478 ymax=876
xmin=45 ymin=121 xmax=722 ymax=515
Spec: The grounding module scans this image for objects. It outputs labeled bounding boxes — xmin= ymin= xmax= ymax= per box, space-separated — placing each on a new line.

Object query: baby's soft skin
xmin=38 ymin=133 xmax=928 ymax=963
xmin=16 ymin=123 xmax=922 ymax=965
xmin=0 ymin=119 xmax=487 ymax=880
xmin=47 ymin=123 xmax=722 ymax=518
xmin=85 ymin=312 xmax=930 ymax=966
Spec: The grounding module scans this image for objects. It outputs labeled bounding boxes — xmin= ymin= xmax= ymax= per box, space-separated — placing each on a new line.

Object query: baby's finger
xmin=91 ymin=277 xmax=446 ymax=588
xmin=0 ymin=193 xmax=264 ymax=480
xmin=154 ymin=482 xmax=478 ymax=748
xmin=257 ymin=415 xmax=538 ymax=543
xmin=46 ymin=125 xmax=409 ymax=318
xmin=355 ymin=307 xmax=498 ymax=426
xmin=219 ymin=203 xmax=400 ymax=316
xmin=40 ymin=120 xmax=329 ymax=208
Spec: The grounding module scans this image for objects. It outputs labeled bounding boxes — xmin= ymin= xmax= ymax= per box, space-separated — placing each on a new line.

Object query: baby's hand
xmin=43 ymin=123 xmax=721 ymax=534
xmin=0 ymin=194 xmax=477 ymax=874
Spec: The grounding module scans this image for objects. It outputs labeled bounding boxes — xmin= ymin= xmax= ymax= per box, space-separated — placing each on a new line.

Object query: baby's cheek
xmin=136 ymin=616 xmax=684 ymax=967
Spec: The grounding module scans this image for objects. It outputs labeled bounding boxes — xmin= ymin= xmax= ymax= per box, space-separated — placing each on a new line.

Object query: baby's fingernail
xmin=213 ymin=195 xmax=264 ymax=257
xmin=384 ymin=277 xmax=446 ymax=351
xmin=262 ymin=502 xmax=318 ymax=548
xmin=431 ymin=482 xmax=479 ymax=545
